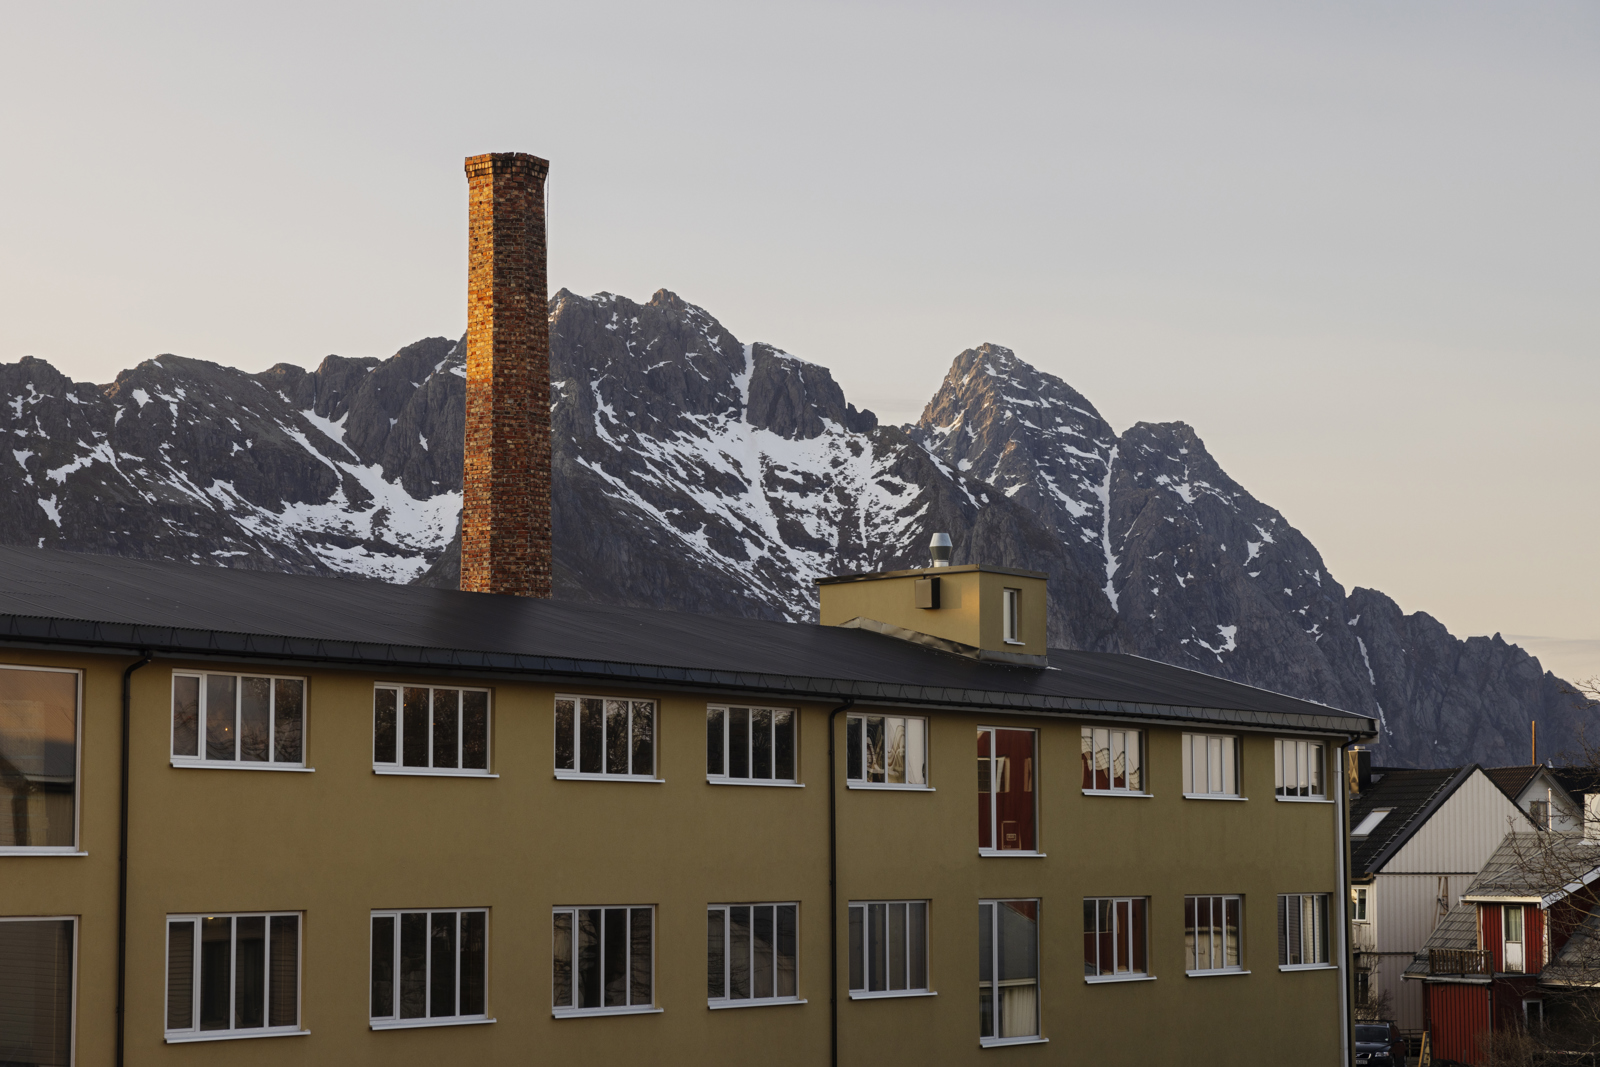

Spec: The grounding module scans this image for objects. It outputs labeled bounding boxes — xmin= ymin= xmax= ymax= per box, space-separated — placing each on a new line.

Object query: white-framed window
xmin=846 ymin=714 xmax=928 ymax=788
xmin=1274 ymin=739 xmax=1325 ymax=799
xmin=707 ymin=706 xmax=797 ymax=785
xmin=1083 ymin=898 xmax=1149 ymax=981
xmin=1530 ymin=799 xmax=1550 ymax=830
xmin=1081 ymin=726 xmax=1144 ymax=795
xmin=848 ymin=901 xmax=928 ymax=998
xmin=172 ymin=672 xmax=305 ymax=769
xmin=373 ymin=685 xmax=491 ymax=775
xmin=0 ymin=916 xmax=76 ymax=1064
xmin=165 ymin=912 xmax=301 ymax=1041
xmin=369 ymin=909 xmax=489 ymax=1028
xmin=979 ymin=899 xmax=1041 ymax=1044
xmin=1351 ymin=808 xmax=1392 ymax=837
xmin=978 ymin=727 xmax=1039 ymax=853
xmin=1352 ymin=886 xmax=1369 ymax=922
xmin=1524 ymin=997 xmax=1544 ymax=1027
xmin=552 ymin=906 xmax=656 ymax=1016
xmin=554 ymin=696 xmax=656 ymax=780
xmin=708 ymin=903 xmax=800 ymax=1007
xmin=1503 ymin=905 xmax=1526 ymax=973
xmin=1181 ymin=733 xmax=1239 ymax=798
xmin=1184 ymin=895 xmax=1243 ymax=975
xmin=1277 ymin=894 xmax=1330 ymax=968
xmin=1003 ymin=588 xmax=1022 ymax=644
xmin=0 ymin=664 xmax=81 ymax=853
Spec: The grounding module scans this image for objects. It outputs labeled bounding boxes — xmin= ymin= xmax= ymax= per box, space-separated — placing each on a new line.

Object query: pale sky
xmin=2 ymin=2 xmax=1596 ymax=679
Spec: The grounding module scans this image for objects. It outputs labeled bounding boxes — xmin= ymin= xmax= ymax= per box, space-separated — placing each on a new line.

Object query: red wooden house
xmin=1406 ymin=832 xmax=1600 ymax=1063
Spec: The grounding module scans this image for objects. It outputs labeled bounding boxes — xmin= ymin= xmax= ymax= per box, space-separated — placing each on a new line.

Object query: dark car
xmin=1355 ymin=1022 xmax=1405 ymax=1066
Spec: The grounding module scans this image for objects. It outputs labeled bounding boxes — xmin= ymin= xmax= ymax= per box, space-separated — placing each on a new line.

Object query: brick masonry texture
xmin=461 ymin=152 xmax=551 ymax=597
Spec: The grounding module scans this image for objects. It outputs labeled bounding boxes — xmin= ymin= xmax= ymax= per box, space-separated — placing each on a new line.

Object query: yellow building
xmin=0 ymin=542 xmax=1374 ymax=1065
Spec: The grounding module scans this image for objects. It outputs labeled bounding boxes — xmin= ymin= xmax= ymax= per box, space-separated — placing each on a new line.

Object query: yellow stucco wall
xmin=0 ymin=648 xmax=1347 ymax=1065
xmin=816 ymin=567 xmax=1049 ymax=658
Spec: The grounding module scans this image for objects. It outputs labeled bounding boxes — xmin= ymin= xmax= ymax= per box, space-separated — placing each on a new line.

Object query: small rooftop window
xmin=1351 ymin=808 xmax=1393 ymax=838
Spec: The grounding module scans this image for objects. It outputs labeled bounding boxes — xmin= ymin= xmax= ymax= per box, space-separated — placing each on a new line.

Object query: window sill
xmin=978 ymin=849 xmax=1046 ymax=859
xmin=708 ymin=997 xmax=807 ymax=1010
xmin=172 ymin=760 xmax=313 ymax=772
xmin=1084 ymin=973 xmax=1156 ymax=984
xmin=1082 ymin=790 xmax=1152 ymax=798
xmin=1186 ymin=969 xmax=1250 ymax=978
xmin=553 ymin=1005 xmax=663 ymax=1019
xmin=981 ymin=1035 xmax=1048 ymax=1048
xmin=706 ymin=776 xmax=804 ymax=788
xmin=1183 ymin=793 xmax=1246 ymax=801
xmin=1003 ymin=639 xmax=1027 ymax=646
xmin=165 ymin=1029 xmax=309 ymax=1044
xmin=0 ymin=848 xmax=87 ymax=857
xmin=1278 ymin=963 xmax=1338 ymax=972
xmin=370 ymin=1016 xmax=494 ymax=1030
xmin=1275 ymin=796 xmax=1333 ymax=804
xmin=375 ymin=767 xmax=497 ymax=778
xmin=553 ymin=772 xmax=664 ymax=784
xmin=847 ymin=782 xmax=935 ymax=792
xmin=850 ymin=989 xmax=937 ymax=1000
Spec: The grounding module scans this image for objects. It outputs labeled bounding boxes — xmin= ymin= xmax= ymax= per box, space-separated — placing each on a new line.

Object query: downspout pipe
xmin=827 ymin=698 xmax=855 ymax=1067
xmin=117 ymin=651 xmax=152 ymax=1067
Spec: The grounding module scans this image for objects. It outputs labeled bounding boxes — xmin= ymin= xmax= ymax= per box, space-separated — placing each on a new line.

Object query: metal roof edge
xmin=1367 ymin=765 xmax=1481 ymax=876
xmin=0 ymin=616 xmax=1373 ymax=733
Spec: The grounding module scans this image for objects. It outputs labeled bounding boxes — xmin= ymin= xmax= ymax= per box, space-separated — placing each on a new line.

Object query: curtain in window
xmin=0 ymin=919 xmax=73 ymax=1067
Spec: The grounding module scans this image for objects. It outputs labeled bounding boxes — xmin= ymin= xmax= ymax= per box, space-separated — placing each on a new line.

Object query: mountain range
xmin=1 ymin=287 xmax=1582 ymax=767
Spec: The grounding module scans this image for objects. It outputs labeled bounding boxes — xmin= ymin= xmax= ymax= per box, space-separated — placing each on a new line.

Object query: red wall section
xmin=1429 ymin=983 xmax=1493 ymax=1063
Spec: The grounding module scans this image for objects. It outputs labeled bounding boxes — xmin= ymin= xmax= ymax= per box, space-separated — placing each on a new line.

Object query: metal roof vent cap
xmin=929 ymin=532 xmax=952 ymax=568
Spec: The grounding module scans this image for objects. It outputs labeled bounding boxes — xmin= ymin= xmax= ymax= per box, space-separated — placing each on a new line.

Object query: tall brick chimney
xmin=460 ymin=152 xmax=551 ymax=598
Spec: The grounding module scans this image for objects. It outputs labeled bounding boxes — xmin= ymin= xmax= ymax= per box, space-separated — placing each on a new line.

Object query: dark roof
xmin=1551 ymin=767 xmax=1600 ymax=800
xmin=1483 ymin=766 xmax=1541 ymax=801
xmin=0 ymin=546 xmax=1374 ymax=733
xmin=1350 ymin=766 xmax=1473 ymax=877
xmin=1460 ymin=832 xmax=1600 ymax=905
xmin=1405 ymin=902 xmax=1481 ymax=977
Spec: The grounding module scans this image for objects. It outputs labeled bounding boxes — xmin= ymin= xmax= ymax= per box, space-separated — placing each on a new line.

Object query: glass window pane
xmin=1094 ymin=727 xmax=1110 ymax=790
xmin=0 ymin=919 xmax=74 ymax=1061
xmin=1083 ymin=899 xmax=1098 ymax=976
xmin=977 ymin=730 xmax=992 ymax=850
xmin=399 ymin=913 xmax=427 ymax=1019
xmin=0 ymin=668 xmax=78 ymax=847
xmin=1131 ymin=899 xmax=1147 ymax=973
xmin=1222 ymin=737 xmax=1236 ymax=794
xmin=605 ymin=701 xmax=629 ymax=776
xmin=848 ymin=906 xmax=864 ymax=992
xmin=729 ymin=906 xmax=751 ymax=1000
xmin=552 ymin=911 xmax=572 ymax=1009
xmin=167 ymin=920 xmax=194 ymax=1030
xmin=1297 ymin=741 xmax=1309 ymax=797
xmin=274 ymin=680 xmax=304 ymax=764
xmin=729 ymin=708 xmax=749 ymax=779
xmin=777 ymin=905 xmax=797 ymax=998
xmin=846 ymin=717 xmax=862 ymax=781
xmin=1128 ymin=730 xmax=1142 ymax=791
xmin=460 ymin=912 xmax=486 ymax=1016
xmin=886 ymin=719 xmax=906 ymax=785
xmin=979 ymin=904 xmax=994 ymax=1039
xmin=1111 ymin=730 xmax=1125 ymax=789
xmin=905 ymin=718 xmax=925 ymax=786
xmin=1114 ymin=901 xmax=1131 ymax=973
xmin=1310 ymin=744 xmax=1324 ymax=795
xmin=630 ymin=908 xmax=652 ymax=1006
xmin=1080 ymin=728 xmax=1094 ymax=789
xmin=432 ymin=691 xmax=460 ymax=771
xmin=1207 ymin=737 xmax=1222 ymax=795
xmin=371 ymin=916 xmax=395 ymax=1018
xmin=1225 ymin=898 xmax=1241 ymax=968
xmin=240 ymin=679 xmax=271 ymax=764
xmin=205 ymin=675 xmax=237 ymax=762
xmin=1274 ymin=740 xmax=1286 ymax=796
xmin=706 ymin=709 xmax=725 ymax=776
xmin=866 ymin=717 xmax=885 ymax=783
xmin=402 ymin=689 xmax=429 ymax=768
xmin=373 ymin=689 xmax=397 ymax=764
xmin=555 ymin=699 xmax=575 ymax=771
xmin=707 ymin=909 xmax=726 ymax=999
xmin=268 ymin=917 xmax=299 ymax=1027
xmin=775 ymin=710 xmax=795 ymax=781
xmin=234 ymin=915 xmax=266 ymax=1028
xmin=579 ymin=700 xmax=604 ymax=775
xmin=430 ymin=913 xmax=457 ymax=1017
xmin=1181 ymin=735 xmax=1193 ymax=794
xmin=995 ymin=730 xmax=1036 ymax=851
xmin=753 ymin=906 xmax=775 ymax=999
xmin=752 ymin=708 xmax=772 ymax=780
xmin=199 ymin=916 xmax=232 ymax=1030
xmin=577 ymin=909 xmax=601 ymax=1009
xmin=868 ymin=903 xmax=887 ymax=992
xmin=908 ymin=903 xmax=927 ymax=990
xmin=461 ymin=692 xmax=488 ymax=770
xmin=1185 ymin=897 xmax=1199 ymax=970
xmin=631 ymin=702 xmax=654 ymax=776
xmin=888 ymin=902 xmax=907 ymax=990
xmin=172 ymin=675 xmax=199 ymax=757
xmin=603 ymin=908 xmax=627 ymax=1008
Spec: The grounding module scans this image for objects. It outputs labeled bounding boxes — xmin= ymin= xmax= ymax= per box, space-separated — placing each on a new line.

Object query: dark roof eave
xmin=1363 ymin=766 xmax=1479 ymax=876
xmin=0 ymin=614 xmax=1377 ymax=735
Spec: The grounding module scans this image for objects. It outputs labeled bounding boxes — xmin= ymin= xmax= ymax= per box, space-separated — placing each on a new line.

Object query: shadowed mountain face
xmin=1 ymin=288 xmax=1582 ymax=766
